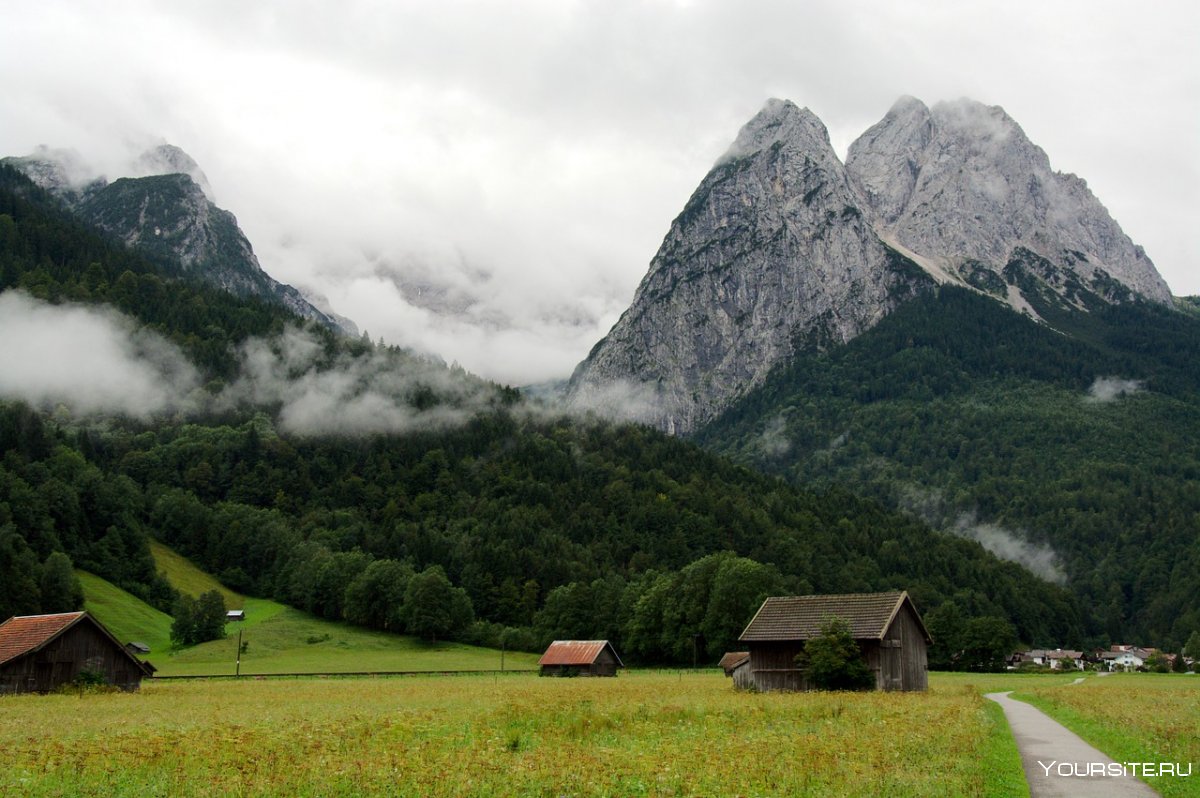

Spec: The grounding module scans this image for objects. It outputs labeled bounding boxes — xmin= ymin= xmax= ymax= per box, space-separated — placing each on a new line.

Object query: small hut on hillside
xmin=0 ymin=611 xmax=155 ymax=694
xmin=739 ymin=591 xmax=930 ymax=692
xmin=538 ymin=640 xmax=623 ymax=677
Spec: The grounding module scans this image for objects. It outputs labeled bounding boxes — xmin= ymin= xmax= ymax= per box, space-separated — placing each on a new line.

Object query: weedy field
xmin=1015 ymin=673 xmax=1200 ymax=798
xmin=1 ymin=671 xmax=1024 ymax=798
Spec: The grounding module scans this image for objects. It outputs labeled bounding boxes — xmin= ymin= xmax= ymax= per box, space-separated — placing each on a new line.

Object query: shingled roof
xmin=0 ymin=611 xmax=154 ymax=675
xmin=739 ymin=591 xmax=931 ymax=643
xmin=538 ymin=640 xmax=624 ymax=668
xmin=0 ymin=611 xmax=88 ymax=666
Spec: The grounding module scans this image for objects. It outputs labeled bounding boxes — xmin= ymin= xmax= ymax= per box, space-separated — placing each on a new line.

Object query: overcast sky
xmin=2 ymin=0 xmax=1196 ymax=385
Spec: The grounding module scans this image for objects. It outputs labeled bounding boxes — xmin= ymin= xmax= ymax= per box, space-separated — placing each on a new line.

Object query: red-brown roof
xmin=538 ymin=640 xmax=623 ymax=668
xmin=718 ymin=651 xmax=750 ymax=671
xmin=0 ymin=611 xmax=87 ymax=665
xmin=739 ymin=591 xmax=931 ymax=643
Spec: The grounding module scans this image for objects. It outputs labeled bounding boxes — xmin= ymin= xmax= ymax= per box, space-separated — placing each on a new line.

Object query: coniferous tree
xmin=39 ymin=551 xmax=84 ymax=613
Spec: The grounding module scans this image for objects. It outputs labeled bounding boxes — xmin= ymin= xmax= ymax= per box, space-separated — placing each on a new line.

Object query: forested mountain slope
xmin=0 ymin=166 xmax=1079 ymax=663
xmin=695 ymin=286 xmax=1200 ymax=649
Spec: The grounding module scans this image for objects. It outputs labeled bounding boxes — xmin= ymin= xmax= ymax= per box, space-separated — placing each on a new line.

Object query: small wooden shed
xmin=538 ymin=640 xmax=623 ymax=677
xmin=0 ymin=611 xmax=155 ymax=694
xmin=719 ymin=651 xmax=753 ymax=690
xmin=739 ymin=591 xmax=930 ymax=692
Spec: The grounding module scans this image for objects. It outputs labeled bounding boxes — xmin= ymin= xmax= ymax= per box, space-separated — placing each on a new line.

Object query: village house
xmin=538 ymin=640 xmax=623 ymax=677
xmin=1015 ymin=648 xmax=1086 ymax=670
xmin=0 ymin=611 xmax=155 ymax=694
xmin=738 ymin=591 xmax=930 ymax=692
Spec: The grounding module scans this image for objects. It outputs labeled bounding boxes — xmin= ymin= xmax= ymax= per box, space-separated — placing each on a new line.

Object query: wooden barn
xmin=538 ymin=640 xmax=623 ymax=677
xmin=718 ymin=651 xmax=753 ymax=690
xmin=738 ymin=591 xmax=930 ymax=692
xmin=0 ymin=611 xmax=155 ymax=695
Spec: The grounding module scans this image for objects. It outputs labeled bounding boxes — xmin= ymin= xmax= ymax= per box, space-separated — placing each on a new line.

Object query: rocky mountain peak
xmin=717 ymin=99 xmax=832 ymax=165
xmin=1 ymin=146 xmax=102 ymax=198
xmin=3 ymin=146 xmax=350 ymax=334
xmin=132 ymin=144 xmax=215 ymax=200
xmin=848 ymin=97 xmax=1172 ymax=307
xmin=570 ymin=95 xmax=1176 ymax=435
xmin=567 ymin=99 xmax=932 ymax=434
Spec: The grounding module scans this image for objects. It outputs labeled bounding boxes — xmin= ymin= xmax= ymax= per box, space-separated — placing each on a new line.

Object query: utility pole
xmin=236 ymin=628 xmax=242 ymax=677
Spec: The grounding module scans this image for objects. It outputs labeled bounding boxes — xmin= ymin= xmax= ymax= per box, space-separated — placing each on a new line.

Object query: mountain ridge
xmin=2 ymin=146 xmax=354 ymax=334
xmin=569 ymin=96 xmax=1175 ymax=433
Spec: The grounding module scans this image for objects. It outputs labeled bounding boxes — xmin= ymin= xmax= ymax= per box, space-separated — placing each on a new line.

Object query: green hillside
xmin=149 ymin=539 xmax=244 ymax=609
xmin=161 ymin=605 xmax=538 ymax=676
xmin=697 ymin=287 xmax=1200 ymax=649
xmin=79 ymin=570 xmax=173 ymax=653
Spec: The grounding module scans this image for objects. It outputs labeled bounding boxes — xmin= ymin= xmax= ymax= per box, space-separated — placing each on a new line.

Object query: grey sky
xmin=2 ymin=0 xmax=1196 ymax=385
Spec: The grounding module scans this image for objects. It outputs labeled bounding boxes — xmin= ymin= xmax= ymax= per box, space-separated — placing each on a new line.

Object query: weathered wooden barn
xmin=719 ymin=651 xmax=753 ymax=690
xmin=538 ymin=640 xmax=623 ymax=677
xmin=0 ymin=611 xmax=155 ymax=695
xmin=738 ymin=591 xmax=930 ymax=692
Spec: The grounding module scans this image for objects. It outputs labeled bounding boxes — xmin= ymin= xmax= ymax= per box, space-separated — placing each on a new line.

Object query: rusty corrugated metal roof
xmin=0 ymin=611 xmax=87 ymax=666
xmin=739 ymin=591 xmax=930 ymax=643
xmin=538 ymin=640 xmax=623 ymax=667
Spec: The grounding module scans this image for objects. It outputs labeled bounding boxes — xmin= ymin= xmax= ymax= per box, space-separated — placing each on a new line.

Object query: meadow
xmin=1 ymin=671 xmax=1023 ymax=798
xmin=81 ymin=543 xmax=539 ymax=677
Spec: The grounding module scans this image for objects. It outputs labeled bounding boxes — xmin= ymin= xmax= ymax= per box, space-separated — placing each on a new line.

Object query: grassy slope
xmin=80 ymin=544 xmax=538 ymax=676
xmin=78 ymin=571 xmax=173 ymax=654
xmin=148 ymin=540 xmax=244 ymax=608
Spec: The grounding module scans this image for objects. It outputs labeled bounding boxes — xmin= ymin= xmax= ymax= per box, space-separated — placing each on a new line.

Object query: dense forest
xmin=0 ymin=165 xmax=1080 ymax=664
xmin=696 ymin=287 xmax=1200 ymax=651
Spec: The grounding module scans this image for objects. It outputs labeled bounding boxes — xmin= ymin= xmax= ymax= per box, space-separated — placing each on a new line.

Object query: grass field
xmin=0 ymin=671 xmax=1026 ymax=797
xmin=79 ymin=543 xmax=539 ymax=676
xmin=1015 ymin=673 xmax=1200 ymax=798
xmin=160 ymin=604 xmax=539 ymax=676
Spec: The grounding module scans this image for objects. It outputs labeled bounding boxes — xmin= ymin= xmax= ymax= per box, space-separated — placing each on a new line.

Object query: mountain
xmin=0 ymin=163 xmax=1081 ymax=661
xmin=2 ymin=147 xmax=352 ymax=334
xmin=568 ymin=97 xmax=1174 ymax=433
xmin=846 ymin=97 xmax=1172 ymax=309
xmin=568 ymin=100 xmax=933 ymax=434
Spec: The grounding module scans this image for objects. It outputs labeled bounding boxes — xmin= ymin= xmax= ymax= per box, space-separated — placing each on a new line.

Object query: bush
xmin=796 ymin=617 xmax=875 ymax=691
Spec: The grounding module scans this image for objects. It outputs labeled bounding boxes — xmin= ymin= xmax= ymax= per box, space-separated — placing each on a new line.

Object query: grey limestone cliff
xmin=570 ymin=96 xmax=1174 ymax=435
xmin=846 ymin=96 xmax=1172 ymax=309
xmin=568 ymin=99 xmax=932 ymax=434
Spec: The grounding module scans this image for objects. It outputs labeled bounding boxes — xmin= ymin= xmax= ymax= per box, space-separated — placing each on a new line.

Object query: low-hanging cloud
xmin=950 ymin=511 xmax=1066 ymax=585
xmin=900 ymin=485 xmax=1066 ymax=584
xmin=0 ymin=291 xmax=506 ymax=436
xmin=218 ymin=326 xmax=499 ymax=437
xmin=0 ymin=291 xmax=199 ymax=419
xmin=1086 ymin=376 xmax=1143 ymax=403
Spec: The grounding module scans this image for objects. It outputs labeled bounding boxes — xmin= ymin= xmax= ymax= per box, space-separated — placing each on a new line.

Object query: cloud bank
xmin=0 ymin=291 xmax=198 ymax=419
xmin=0 ymin=291 xmax=504 ymax=436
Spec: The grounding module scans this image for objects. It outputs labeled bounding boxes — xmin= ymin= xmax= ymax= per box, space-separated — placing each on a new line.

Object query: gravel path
xmin=986 ymin=691 xmax=1159 ymax=797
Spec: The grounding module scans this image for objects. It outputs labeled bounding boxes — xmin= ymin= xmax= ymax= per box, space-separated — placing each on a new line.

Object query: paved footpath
xmin=986 ymin=691 xmax=1159 ymax=797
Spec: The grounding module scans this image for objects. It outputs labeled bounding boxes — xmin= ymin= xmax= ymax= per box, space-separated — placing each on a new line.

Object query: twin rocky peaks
xmin=568 ymin=96 xmax=1172 ymax=434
